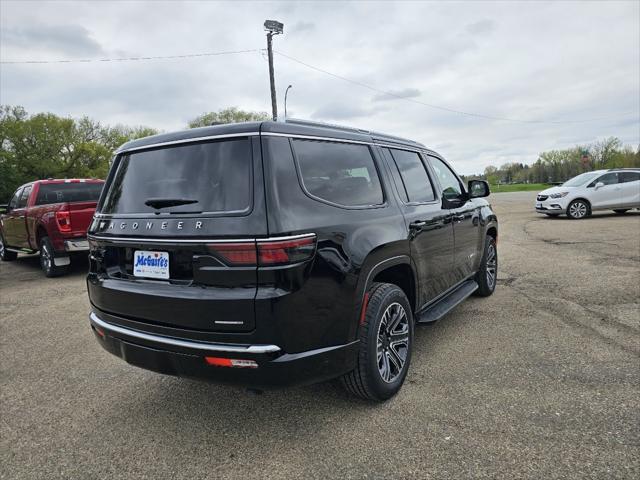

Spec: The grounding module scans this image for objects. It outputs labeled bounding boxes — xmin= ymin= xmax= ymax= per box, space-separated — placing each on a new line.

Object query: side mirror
xmin=468 ymin=180 xmax=490 ymax=198
xmin=594 ymin=182 xmax=605 ymax=190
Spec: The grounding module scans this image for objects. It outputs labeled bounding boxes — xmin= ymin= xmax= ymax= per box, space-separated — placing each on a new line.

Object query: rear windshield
xmin=35 ymin=182 xmax=104 ymax=205
xmin=100 ymin=139 xmax=252 ymax=215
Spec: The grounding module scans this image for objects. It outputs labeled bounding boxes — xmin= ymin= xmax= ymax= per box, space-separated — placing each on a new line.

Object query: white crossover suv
xmin=535 ymin=169 xmax=640 ymax=219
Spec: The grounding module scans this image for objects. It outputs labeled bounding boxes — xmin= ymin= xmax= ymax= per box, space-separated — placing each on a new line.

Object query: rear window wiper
xmin=144 ymin=198 xmax=199 ymax=209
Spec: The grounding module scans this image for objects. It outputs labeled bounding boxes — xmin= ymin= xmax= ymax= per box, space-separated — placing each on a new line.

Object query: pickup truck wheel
xmin=0 ymin=236 xmax=18 ymax=261
xmin=341 ymin=282 xmax=413 ymax=402
xmin=39 ymin=237 xmax=68 ymax=277
xmin=474 ymin=235 xmax=497 ymax=297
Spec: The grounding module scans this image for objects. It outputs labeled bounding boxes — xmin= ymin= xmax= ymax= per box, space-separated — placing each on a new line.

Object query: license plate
xmin=133 ymin=250 xmax=169 ymax=279
xmin=536 ymin=202 xmax=542 ymax=208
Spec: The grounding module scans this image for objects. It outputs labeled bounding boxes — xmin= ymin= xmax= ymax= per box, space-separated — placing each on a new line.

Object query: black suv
xmin=87 ymin=119 xmax=498 ymax=401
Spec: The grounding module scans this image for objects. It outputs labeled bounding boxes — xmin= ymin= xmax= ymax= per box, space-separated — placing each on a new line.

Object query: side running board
xmin=416 ymin=279 xmax=479 ymax=324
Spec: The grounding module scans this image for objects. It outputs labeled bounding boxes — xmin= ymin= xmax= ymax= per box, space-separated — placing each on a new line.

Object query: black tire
xmin=566 ymin=199 xmax=590 ymax=219
xmin=39 ymin=236 xmax=68 ymax=277
xmin=613 ymin=209 xmax=629 ymax=214
xmin=474 ymin=235 xmax=497 ymax=297
xmin=0 ymin=235 xmax=18 ymax=261
xmin=341 ymin=283 xmax=414 ymax=402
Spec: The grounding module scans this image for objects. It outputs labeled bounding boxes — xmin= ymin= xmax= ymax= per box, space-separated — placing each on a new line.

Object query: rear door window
xmin=387 ymin=149 xmax=436 ymax=203
xmin=619 ymin=171 xmax=640 ymax=183
xmin=35 ymin=183 xmax=103 ymax=205
xmin=17 ymin=186 xmax=32 ymax=208
xmin=100 ymin=138 xmax=252 ymax=215
xmin=291 ymin=139 xmax=384 ymax=207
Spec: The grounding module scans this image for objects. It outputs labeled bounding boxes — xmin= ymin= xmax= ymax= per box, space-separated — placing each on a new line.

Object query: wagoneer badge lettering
xmin=101 ymin=220 xmax=210 ymax=232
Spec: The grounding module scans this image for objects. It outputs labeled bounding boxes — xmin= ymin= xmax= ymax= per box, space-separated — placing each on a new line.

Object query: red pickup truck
xmin=0 ymin=179 xmax=104 ymax=276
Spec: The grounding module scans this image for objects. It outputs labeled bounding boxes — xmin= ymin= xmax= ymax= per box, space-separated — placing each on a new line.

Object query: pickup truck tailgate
xmin=67 ymin=201 xmax=98 ymax=235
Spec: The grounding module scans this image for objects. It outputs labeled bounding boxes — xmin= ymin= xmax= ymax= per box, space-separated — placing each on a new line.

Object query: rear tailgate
xmin=67 ymin=201 xmax=98 ymax=235
xmin=87 ymin=135 xmax=267 ymax=333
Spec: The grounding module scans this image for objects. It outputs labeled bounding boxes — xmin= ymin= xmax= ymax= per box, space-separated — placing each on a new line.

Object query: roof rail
xmin=285 ymin=117 xmax=424 ymax=147
xmin=285 ymin=118 xmax=371 ymax=135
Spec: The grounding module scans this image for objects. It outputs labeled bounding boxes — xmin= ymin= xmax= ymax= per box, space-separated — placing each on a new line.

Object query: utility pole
xmin=264 ymin=20 xmax=284 ymax=121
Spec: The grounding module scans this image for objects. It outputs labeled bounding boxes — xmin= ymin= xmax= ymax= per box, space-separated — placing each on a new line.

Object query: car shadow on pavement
xmin=540 ymin=211 xmax=639 ymax=220
xmin=12 ymin=253 xmax=89 ymax=277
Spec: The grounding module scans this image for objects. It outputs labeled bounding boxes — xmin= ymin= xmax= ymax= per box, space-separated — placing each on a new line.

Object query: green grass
xmin=489 ymin=183 xmax=549 ymax=193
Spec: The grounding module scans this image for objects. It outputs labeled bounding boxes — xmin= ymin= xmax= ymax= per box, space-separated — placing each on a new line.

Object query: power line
xmin=274 ymin=50 xmax=638 ymax=125
xmin=0 ymin=49 xmax=260 ymax=65
xmin=2 ymin=45 xmax=637 ymax=125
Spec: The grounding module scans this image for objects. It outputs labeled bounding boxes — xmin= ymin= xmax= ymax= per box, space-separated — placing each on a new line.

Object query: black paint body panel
xmin=87 ymin=121 xmax=498 ymax=386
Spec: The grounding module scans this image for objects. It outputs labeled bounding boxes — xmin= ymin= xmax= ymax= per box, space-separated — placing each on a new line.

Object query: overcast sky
xmin=1 ymin=0 xmax=638 ymax=174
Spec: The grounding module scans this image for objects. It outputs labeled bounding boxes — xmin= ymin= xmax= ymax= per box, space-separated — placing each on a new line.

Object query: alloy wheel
xmin=0 ymin=238 xmax=4 ymax=258
xmin=376 ymin=302 xmax=410 ymax=383
xmin=486 ymin=243 xmax=497 ymax=289
xmin=569 ymin=201 xmax=588 ymax=219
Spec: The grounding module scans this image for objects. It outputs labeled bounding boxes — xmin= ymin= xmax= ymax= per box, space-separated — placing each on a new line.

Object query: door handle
xmin=453 ymin=215 xmax=465 ymax=223
xmin=409 ymin=220 xmax=426 ymax=230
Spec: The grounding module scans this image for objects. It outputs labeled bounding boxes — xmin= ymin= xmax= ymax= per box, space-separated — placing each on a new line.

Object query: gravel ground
xmin=1 ymin=191 xmax=639 ymax=479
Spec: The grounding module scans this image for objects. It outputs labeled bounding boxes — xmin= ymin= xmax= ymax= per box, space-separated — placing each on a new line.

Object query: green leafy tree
xmin=0 ymin=105 xmax=158 ymax=202
xmin=188 ymin=107 xmax=269 ymax=128
xmin=476 ymin=137 xmax=639 ymax=186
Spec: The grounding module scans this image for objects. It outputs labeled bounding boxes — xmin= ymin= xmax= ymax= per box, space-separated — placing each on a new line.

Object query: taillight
xmin=207 ymin=234 xmax=316 ymax=267
xmin=258 ymin=236 xmax=316 ymax=265
xmin=208 ymin=243 xmax=257 ymax=265
xmin=55 ymin=210 xmax=72 ymax=232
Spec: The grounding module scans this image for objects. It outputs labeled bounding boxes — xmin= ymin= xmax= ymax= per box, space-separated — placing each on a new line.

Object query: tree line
xmin=1 ymin=104 xmax=638 ymax=201
xmin=468 ymin=137 xmax=639 ymax=185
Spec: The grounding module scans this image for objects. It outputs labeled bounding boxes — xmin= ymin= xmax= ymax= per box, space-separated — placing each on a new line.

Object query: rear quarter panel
xmin=259 ymin=136 xmax=409 ymax=352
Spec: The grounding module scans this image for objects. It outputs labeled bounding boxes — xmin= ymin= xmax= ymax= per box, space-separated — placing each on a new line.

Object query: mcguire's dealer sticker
xmin=133 ymin=250 xmax=170 ymax=279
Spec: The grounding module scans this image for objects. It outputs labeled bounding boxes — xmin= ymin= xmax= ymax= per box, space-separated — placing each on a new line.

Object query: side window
xmin=387 ymin=149 xmax=435 ymax=203
xmin=596 ymin=173 xmax=619 ymax=186
xmin=428 ymin=156 xmax=463 ymax=200
xmin=292 ymin=139 xmax=384 ymax=207
xmin=620 ymin=171 xmax=640 ymax=183
xmin=8 ymin=188 xmax=23 ymax=209
xmin=17 ymin=186 xmax=32 ymax=208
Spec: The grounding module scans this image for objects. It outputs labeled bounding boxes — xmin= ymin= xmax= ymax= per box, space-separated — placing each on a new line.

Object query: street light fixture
xmin=264 ymin=20 xmax=284 ymax=35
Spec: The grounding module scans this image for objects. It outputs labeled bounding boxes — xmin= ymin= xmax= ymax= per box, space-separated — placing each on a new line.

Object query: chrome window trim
xmin=115 ymin=132 xmax=260 ymax=154
xmin=114 ymin=130 xmax=432 ymax=156
xmin=261 ymin=131 xmax=372 ymax=145
xmin=90 ymin=312 xmax=281 ymax=354
xmin=87 ymin=232 xmax=316 ymax=244
xmin=262 ymin=132 xmax=429 ymax=153
xmin=92 ymin=210 xmax=251 ymax=219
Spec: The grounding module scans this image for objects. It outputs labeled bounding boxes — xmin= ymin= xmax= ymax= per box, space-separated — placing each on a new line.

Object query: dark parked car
xmin=0 ymin=179 xmax=104 ymax=276
xmin=86 ymin=120 xmax=498 ymax=401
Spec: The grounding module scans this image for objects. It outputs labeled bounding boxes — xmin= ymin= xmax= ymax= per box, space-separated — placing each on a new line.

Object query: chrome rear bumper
xmin=64 ymin=239 xmax=89 ymax=252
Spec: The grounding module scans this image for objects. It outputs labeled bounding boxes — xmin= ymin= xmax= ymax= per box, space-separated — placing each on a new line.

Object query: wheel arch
xmin=570 ymin=197 xmax=592 ymax=209
xmin=360 ymin=255 xmax=418 ymax=314
xmin=35 ymin=224 xmax=48 ymax=249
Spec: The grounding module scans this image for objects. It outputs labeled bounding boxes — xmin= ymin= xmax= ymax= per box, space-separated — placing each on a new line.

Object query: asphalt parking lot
xmin=1 ymin=191 xmax=639 ymax=479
